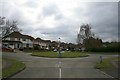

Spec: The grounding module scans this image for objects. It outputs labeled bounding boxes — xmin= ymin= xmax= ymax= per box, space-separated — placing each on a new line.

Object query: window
xmin=10 ymin=43 xmax=13 ymax=45
xmin=17 ymin=38 xmax=20 ymax=41
xmin=23 ymin=39 xmax=26 ymax=41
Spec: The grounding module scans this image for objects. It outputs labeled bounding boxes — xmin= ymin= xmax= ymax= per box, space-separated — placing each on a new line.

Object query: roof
xmin=23 ymin=35 xmax=34 ymax=41
xmin=35 ymin=37 xmax=42 ymax=41
xmin=3 ymin=32 xmax=23 ymax=38
xmin=3 ymin=31 xmax=34 ymax=40
xmin=3 ymin=32 xmax=51 ymax=43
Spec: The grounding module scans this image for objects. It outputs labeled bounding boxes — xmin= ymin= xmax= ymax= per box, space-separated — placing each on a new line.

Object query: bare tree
xmin=0 ymin=16 xmax=5 ymax=25
xmin=0 ymin=16 xmax=6 ymax=37
xmin=77 ymin=24 xmax=103 ymax=51
xmin=77 ymin=24 xmax=93 ymax=44
xmin=1 ymin=16 xmax=22 ymax=37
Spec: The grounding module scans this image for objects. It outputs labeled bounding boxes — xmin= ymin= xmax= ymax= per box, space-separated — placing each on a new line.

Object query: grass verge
xmin=94 ymin=57 xmax=119 ymax=69
xmin=31 ymin=51 xmax=89 ymax=58
xmin=2 ymin=58 xmax=25 ymax=78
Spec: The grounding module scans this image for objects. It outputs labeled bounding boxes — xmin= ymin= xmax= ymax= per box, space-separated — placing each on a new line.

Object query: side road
xmin=2 ymin=52 xmax=118 ymax=78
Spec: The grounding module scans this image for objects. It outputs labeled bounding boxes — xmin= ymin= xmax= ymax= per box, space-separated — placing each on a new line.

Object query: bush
xmin=86 ymin=46 xmax=119 ymax=52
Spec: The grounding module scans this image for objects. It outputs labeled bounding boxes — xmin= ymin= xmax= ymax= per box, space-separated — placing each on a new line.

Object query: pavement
xmin=100 ymin=59 xmax=119 ymax=78
xmin=2 ymin=60 xmax=12 ymax=69
xmin=2 ymin=52 xmax=118 ymax=78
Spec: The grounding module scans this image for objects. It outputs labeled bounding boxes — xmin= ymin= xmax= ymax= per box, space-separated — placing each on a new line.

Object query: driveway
xmin=2 ymin=52 xmax=118 ymax=78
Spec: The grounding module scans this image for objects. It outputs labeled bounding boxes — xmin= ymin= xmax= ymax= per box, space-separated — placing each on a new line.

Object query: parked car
xmin=19 ymin=47 xmax=23 ymax=51
xmin=53 ymin=49 xmax=57 ymax=52
xmin=2 ymin=47 xmax=14 ymax=52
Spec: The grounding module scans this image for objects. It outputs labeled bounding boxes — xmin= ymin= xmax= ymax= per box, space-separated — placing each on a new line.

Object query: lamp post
xmin=58 ymin=38 xmax=62 ymax=57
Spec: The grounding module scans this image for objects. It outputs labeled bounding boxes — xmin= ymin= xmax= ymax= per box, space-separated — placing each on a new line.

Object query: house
xmin=51 ymin=41 xmax=58 ymax=49
xmin=34 ymin=38 xmax=51 ymax=50
xmin=2 ymin=31 xmax=83 ymax=51
xmin=22 ymin=34 xmax=34 ymax=48
xmin=43 ymin=40 xmax=51 ymax=50
xmin=2 ymin=31 xmax=34 ymax=49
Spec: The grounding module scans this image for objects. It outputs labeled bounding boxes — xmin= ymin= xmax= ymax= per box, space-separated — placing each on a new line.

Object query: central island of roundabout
xmin=31 ymin=51 xmax=89 ymax=58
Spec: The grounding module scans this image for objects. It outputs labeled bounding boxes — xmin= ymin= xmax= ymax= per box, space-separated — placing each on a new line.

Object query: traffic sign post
xmin=58 ymin=38 xmax=62 ymax=57
xmin=100 ymin=56 xmax=102 ymax=63
xmin=59 ymin=50 xmax=62 ymax=57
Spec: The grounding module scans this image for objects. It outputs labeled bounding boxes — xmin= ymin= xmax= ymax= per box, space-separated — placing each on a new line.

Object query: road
xmin=2 ymin=52 xmax=118 ymax=78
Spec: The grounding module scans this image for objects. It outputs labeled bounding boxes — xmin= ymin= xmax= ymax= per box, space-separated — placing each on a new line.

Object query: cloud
xmin=42 ymin=4 xmax=59 ymax=16
xmin=24 ymin=0 xmax=38 ymax=8
xmin=73 ymin=2 xmax=118 ymax=42
xmin=1 ymin=0 xmax=118 ymax=43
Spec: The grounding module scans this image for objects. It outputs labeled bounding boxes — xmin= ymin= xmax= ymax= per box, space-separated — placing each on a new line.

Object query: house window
xmin=17 ymin=38 xmax=20 ymax=41
xmin=23 ymin=39 xmax=26 ymax=41
xmin=26 ymin=44 xmax=29 ymax=48
xmin=10 ymin=43 xmax=13 ymax=45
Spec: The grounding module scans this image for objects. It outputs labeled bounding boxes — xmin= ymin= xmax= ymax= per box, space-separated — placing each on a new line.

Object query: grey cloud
xmin=0 ymin=3 xmax=3 ymax=16
xmin=1 ymin=1 xmax=36 ymax=36
xmin=24 ymin=0 xmax=38 ymax=8
xmin=36 ymin=24 xmax=72 ymax=36
xmin=8 ymin=11 xmax=28 ymax=26
xmin=118 ymin=2 xmax=120 ymax=41
xmin=2 ymin=1 xmax=118 ymax=43
xmin=54 ymin=14 xmax=64 ymax=20
xmin=34 ymin=23 xmax=77 ymax=43
xmin=20 ymin=25 xmax=36 ymax=38
xmin=1 ymin=2 xmax=29 ymax=26
xmin=42 ymin=4 xmax=59 ymax=16
xmin=74 ymin=2 xmax=118 ymax=42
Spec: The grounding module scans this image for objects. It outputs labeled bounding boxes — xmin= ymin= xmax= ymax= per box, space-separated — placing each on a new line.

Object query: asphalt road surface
xmin=2 ymin=52 xmax=118 ymax=78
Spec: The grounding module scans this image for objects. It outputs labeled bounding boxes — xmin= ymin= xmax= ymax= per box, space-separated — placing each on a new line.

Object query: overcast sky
xmin=0 ymin=0 xmax=119 ymax=43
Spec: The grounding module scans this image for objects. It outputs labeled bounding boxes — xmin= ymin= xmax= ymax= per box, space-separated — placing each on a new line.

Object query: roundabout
xmin=2 ymin=52 xmax=118 ymax=78
xmin=31 ymin=51 xmax=89 ymax=58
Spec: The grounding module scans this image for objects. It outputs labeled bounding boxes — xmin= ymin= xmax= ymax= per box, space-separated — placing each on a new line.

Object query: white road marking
xmin=58 ymin=61 xmax=62 ymax=79
xmin=96 ymin=69 xmax=114 ymax=78
xmin=59 ymin=67 xmax=62 ymax=79
xmin=59 ymin=61 xmax=61 ymax=65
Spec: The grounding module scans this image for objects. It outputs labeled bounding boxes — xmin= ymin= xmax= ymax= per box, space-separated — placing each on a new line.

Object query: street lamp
xmin=58 ymin=38 xmax=62 ymax=57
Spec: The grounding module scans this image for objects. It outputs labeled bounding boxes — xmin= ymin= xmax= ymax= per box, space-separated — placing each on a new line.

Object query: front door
xmin=17 ymin=44 xmax=19 ymax=49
